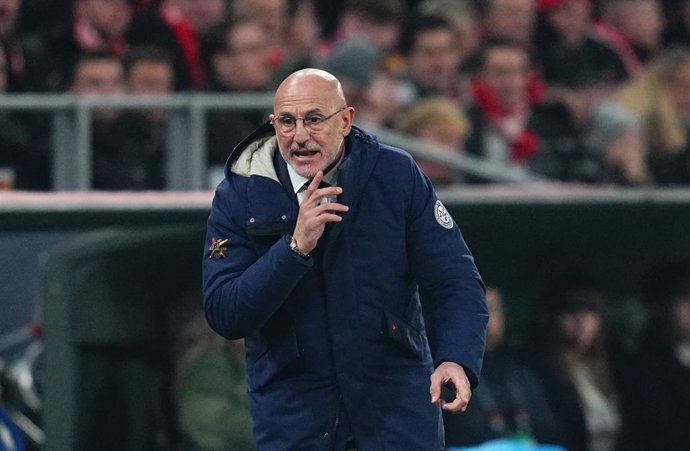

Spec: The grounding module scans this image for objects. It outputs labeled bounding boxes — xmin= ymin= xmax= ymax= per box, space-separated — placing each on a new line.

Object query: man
xmin=480 ymin=0 xmax=536 ymax=47
xmin=401 ymin=14 xmax=466 ymax=106
xmin=202 ymin=68 xmax=488 ymax=450
xmin=92 ymin=46 xmax=173 ymax=190
xmin=70 ymin=52 xmax=125 ymax=120
xmin=127 ymin=0 xmax=229 ymax=90
xmin=29 ymin=0 xmax=134 ymax=91
xmin=202 ymin=18 xmax=272 ymax=167
xmin=466 ymin=39 xmax=602 ymax=182
xmin=316 ymin=0 xmax=405 ymax=61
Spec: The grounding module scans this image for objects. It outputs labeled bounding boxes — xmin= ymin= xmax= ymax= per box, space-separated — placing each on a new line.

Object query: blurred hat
xmin=321 ymin=38 xmax=380 ymax=88
xmin=588 ymin=101 xmax=641 ymax=150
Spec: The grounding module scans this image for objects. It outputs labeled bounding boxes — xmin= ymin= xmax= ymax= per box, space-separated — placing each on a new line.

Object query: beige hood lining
xmin=229 ymin=135 xmax=280 ymax=182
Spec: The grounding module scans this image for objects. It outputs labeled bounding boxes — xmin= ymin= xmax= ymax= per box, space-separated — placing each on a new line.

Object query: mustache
xmin=289 ymin=143 xmax=321 ymax=154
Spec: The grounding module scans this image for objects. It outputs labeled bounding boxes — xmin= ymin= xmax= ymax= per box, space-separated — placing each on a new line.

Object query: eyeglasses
xmin=271 ymin=107 xmax=346 ymax=134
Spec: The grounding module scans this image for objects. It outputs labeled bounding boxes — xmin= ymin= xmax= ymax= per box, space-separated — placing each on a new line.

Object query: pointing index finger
xmin=306 ymin=171 xmax=324 ymax=195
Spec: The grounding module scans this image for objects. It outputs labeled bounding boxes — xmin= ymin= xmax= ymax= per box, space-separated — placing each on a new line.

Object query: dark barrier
xmin=1 ymin=189 xmax=689 ymax=450
xmin=41 ymin=225 xmax=204 ymax=451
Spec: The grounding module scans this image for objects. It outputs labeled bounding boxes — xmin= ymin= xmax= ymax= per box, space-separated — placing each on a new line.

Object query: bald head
xmin=274 ymin=68 xmax=347 ymax=111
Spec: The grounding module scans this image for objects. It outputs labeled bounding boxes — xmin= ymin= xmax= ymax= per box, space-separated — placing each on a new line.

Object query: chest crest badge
xmin=209 ymin=237 xmax=229 ymax=259
xmin=434 ymin=200 xmax=454 ymax=230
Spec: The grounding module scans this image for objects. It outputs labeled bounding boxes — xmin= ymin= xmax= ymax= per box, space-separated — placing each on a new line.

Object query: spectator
xmin=594 ymin=0 xmax=665 ymax=77
xmin=626 ymin=261 xmax=690 ymax=450
xmin=479 ymin=0 xmax=538 ymax=48
xmin=171 ymin=302 xmax=255 ymax=451
xmin=356 ymin=69 xmax=411 ymax=127
xmin=0 ymin=0 xmax=66 ymax=92
xmin=201 ymin=19 xmax=271 ymax=168
xmin=33 ymin=0 xmax=134 ymax=91
xmin=201 ymin=19 xmax=271 ymax=93
xmin=232 ymin=0 xmax=288 ymax=48
xmin=70 ymin=51 xmax=126 ymax=120
xmin=534 ymin=0 xmax=628 ymax=90
xmin=464 ymin=38 xmax=586 ymax=177
xmin=92 ymin=46 xmax=173 ymax=190
xmin=399 ymin=15 xmax=466 ymax=106
xmin=417 ymin=0 xmax=482 ymax=72
xmin=444 ymin=288 xmax=565 ymax=447
xmin=531 ymin=279 xmax=634 ymax=451
xmin=316 ymin=0 xmax=406 ymax=67
xmin=70 ymin=52 xmax=128 ymax=189
xmin=616 ymin=47 xmax=690 ymax=184
xmin=395 ymin=98 xmax=471 ymax=185
xmin=127 ymin=0 xmax=230 ymax=90
xmin=268 ymin=0 xmax=321 ymax=83
xmin=586 ymin=101 xmax=649 ymax=185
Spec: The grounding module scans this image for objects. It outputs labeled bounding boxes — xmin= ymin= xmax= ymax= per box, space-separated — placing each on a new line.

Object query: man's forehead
xmin=274 ymin=90 xmax=336 ymax=114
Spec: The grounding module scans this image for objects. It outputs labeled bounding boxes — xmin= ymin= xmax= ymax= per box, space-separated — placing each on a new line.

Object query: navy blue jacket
xmin=203 ymin=123 xmax=488 ymax=450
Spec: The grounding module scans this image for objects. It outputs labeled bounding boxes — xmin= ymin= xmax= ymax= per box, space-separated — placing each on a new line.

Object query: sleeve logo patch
xmin=208 ymin=237 xmax=229 ymax=259
xmin=434 ymin=200 xmax=454 ymax=229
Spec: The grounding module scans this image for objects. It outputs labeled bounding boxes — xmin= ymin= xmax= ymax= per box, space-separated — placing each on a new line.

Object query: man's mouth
xmin=292 ymin=149 xmax=319 ymax=158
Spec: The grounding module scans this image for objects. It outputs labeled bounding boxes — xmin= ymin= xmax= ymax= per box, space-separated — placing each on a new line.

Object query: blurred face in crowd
xmin=480 ymin=45 xmax=530 ymax=113
xmin=546 ymin=0 xmax=591 ymax=46
xmin=173 ymin=0 xmax=226 ymax=34
xmin=356 ymin=71 xmax=407 ymax=126
xmin=558 ymin=309 xmax=602 ymax=351
xmin=213 ymin=22 xmax=270 ymax=91
xmin=341 ymin=13 xmax=401 ymax=52
xmin=484 ymin=0 xmax=536 ymax=45
xmin=72 ymin=57 xmax=125 ymax=122
xmin=235 ymin=0 xmax=288 ymax=43
xmin=128 ymin=59 xmax=174 ymax=123
xmin=80 ymin=0 xmax=132 ymax=39
xmin=0 ymin=0 xmax=20 ymax=40
xmin=271 ymin=70 xmax=354 ymax=178
xmin=614 ymin=0 xmax=664 ymax=51
xmin=283 ymin=0 xmax=319 ymax=57
xmin=127 ymin=60 xmax=174 ymax=94
xmin=71 ymin=58 xmax=125 ymax=94
xmin=407 ymin=27 xmax=462 ymax=91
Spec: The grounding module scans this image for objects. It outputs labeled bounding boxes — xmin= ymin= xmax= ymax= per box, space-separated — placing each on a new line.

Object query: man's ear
xmin=342 ymin=106 xmax=356 ymax=136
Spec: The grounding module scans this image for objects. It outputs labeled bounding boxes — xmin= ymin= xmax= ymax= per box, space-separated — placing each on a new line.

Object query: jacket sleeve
xmin=405 ymin=163 xmax=488 ymax=388
xmin=202 ymin=181 xmax=313 ymax=340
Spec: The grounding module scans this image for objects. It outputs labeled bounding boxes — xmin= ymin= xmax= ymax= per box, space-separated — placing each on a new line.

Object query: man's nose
xmin=293 ymin=119 xmax=310 ymax=142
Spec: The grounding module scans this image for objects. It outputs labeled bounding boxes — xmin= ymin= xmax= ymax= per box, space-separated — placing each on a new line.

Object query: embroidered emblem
xmin=434 ymin=200 xmax=454 ymax=229
xmin=209 ymin=237 xmax=229 ymax=259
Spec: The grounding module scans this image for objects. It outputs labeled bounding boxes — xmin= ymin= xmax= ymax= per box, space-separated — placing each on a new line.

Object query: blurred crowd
xmin=2 ymin=0 xmax=690 ymax=190
xmin=442 ymin=262 xmax=690 ymax=451
xmin=166 ymin=261 xmax=690 ymax=451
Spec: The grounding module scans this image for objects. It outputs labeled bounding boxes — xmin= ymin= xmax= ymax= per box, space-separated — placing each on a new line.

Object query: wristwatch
xmin=289 ymin=235 xmax=309 ymax=258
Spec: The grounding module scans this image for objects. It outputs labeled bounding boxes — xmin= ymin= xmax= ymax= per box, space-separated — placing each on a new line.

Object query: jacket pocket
xmin=247 ymin=331 xmax=301 ymax=391
xmin=382 ymin=310 xmax=428 ymax=360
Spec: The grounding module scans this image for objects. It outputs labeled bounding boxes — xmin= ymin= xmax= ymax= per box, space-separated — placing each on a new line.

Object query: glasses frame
xmin=271 ymin=107 xmax=346 ymax=134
